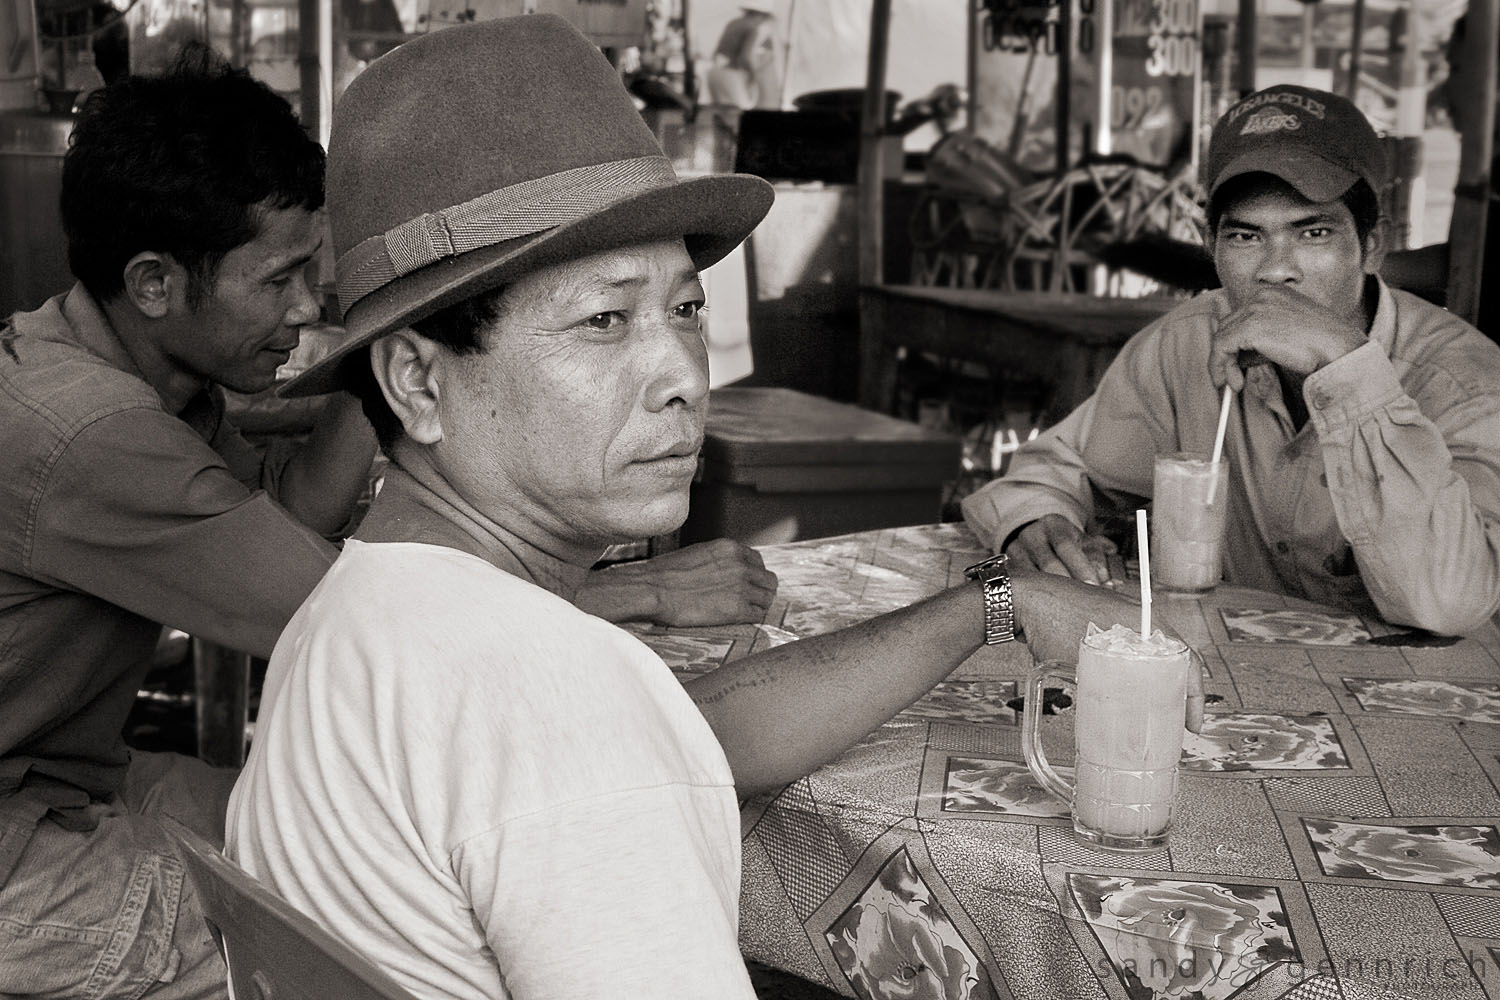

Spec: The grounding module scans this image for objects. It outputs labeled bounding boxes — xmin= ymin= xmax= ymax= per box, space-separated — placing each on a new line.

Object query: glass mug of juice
xmin=1151 ymin=452 xmax=1230 ymax=594
xmin=1021 ymin=623 xmax=1192 ymax=851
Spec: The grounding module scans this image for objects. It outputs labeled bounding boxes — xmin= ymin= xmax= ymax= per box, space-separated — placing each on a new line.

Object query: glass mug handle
xmin=1020 ymin=659 xmax=1076 ymax=806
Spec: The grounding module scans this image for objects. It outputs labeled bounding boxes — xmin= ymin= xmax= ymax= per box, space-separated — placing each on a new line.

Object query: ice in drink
xmin=1152 ymin=452 xmax=1229 ymax=594
xmin=1071 ymin=623 xmax=1190 ymax=850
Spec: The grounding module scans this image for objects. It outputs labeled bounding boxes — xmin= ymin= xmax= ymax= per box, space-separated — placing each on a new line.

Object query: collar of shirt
xmin=53 ymin=283 xmax=150 ymax=384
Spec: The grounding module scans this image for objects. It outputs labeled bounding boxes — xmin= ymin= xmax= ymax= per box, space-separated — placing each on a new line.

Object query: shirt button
xmin=1310 ymin=389 xmax=1332 ymax=409
xmin=1275 ymin=541 xmax=1291 ymax=555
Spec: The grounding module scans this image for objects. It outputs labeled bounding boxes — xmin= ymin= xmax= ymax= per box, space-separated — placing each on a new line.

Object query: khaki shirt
xmin=962 ymin=281 xmax=1500 ymax=635
xmin=0 ymin=285 xmax=334 ymax=804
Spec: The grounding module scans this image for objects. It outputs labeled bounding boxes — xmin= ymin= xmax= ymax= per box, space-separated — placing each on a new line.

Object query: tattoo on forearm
xmin=691 ymin=665 xmax=776 ymax=707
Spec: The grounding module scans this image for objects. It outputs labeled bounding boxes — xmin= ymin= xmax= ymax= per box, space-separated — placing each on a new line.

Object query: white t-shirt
xmin=225 ymin=540 xmax=752 ymax=1000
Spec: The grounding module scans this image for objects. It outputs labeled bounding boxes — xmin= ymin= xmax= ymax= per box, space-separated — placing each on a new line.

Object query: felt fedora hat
xmin=283 ymin=13 xmax=774 ymax=397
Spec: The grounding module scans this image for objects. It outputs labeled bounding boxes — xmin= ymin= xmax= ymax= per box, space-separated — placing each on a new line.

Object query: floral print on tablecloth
xmin=941 ymin=757 xmax=1069 ymax=818
xmin=1342 ymin=677 xmax=1500 ymax=724
xmin=827 ymin=846 xmax=987 ymax=1000
xmin=1180 ymin=714 xmax=1349 ymax=771
xmin=1220 ymin=608 xmax=1371 ymax=646
xmin=1303 ymin=819 xmax=1500 ymax=888
xmin=1070 ymin=874 xmax=1299 ymax=1000
xmin=900 ymin=680 xmax=1019 ymax=725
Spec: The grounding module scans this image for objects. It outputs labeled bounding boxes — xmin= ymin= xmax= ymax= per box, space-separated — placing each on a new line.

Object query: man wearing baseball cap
xmin=964 ymin=85 xmax=1500 ymax=635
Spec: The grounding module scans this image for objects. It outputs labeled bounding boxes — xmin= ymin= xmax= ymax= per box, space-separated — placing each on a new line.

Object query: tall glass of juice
xmin=1022 ymin=623 xmax=1191 ymax=851
xmin=1152 ymin=452 xmax=1229 ymax=594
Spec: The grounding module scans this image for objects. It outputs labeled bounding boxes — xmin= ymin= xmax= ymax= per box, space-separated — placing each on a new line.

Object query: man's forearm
xmin=685 ymin=569 xmax=1174 ymax=795
xmin=1309 ymin=347 xmax=1500 ymax=634
xmin=684 ymin=582 xmax=986 ymax=795
xmin=276 ymin=392 xmax=379 ymax=536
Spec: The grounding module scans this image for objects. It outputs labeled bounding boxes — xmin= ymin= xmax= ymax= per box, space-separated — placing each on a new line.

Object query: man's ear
xmin=1361 ymin=216 xmax=1390 ymax=276
xmin=120 ymin=252 xmax=184 ymax=319
xmin=369 ymin=330 xmax=446 ymax=445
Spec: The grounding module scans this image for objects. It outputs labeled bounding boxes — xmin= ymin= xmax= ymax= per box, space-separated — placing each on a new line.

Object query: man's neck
xmin=99 ymin=299 xmax=207 ymax=416
xmin=353 ymin=461 xmax=597 ymax=601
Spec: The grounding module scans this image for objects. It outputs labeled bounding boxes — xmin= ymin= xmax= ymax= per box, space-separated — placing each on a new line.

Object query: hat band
xmin=335 ymin=154 xmax=678 ymax=311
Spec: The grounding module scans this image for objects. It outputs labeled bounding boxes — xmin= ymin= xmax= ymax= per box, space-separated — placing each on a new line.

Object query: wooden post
xmin=193 ymin=639 xmax=251 ymax=768
xmin=855 ymin=0 xmax=893 ymax=411
xmin=1446 ymin=0 xmax=1497 ymax=326
xmin=1346 ymin=0 xmax=1365 ymax=100
xmin=856 ymin=0 xmax=892 ymax=289
xmin=298 ymin=0 xmax=321 ymax=141
xmin=1054 ymin=0 xmax=1071 ymax=178
xmin=1235 ymin=0 xmax=1255 ymax=97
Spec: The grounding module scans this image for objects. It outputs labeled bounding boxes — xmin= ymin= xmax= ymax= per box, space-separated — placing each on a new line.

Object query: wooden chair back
xmin=170 ymin=823 xmax=418 ymax=1000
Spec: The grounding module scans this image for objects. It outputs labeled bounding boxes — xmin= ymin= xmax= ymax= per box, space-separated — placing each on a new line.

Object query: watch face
xmin=965 ymin=553 xmax=1009 ymax=580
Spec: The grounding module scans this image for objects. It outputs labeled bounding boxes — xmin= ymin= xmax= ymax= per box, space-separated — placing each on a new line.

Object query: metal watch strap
xmin=964 ymin=554 xmax=1016 ymax=645
xmin=978 ymin=573 xmax=1016 ymax=645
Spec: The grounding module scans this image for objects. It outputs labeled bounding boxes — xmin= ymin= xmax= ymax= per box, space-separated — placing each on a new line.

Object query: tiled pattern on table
xmin=639 ymin=525 xmax=1500 ymax=999
xmin=1264 ymin=775 xmax=1392 ymax=817
xmin=1437 ymin=893 xmax=1500 ymax=938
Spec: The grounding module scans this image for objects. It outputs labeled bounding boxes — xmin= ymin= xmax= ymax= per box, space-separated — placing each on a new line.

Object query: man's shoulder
xmin=1386 ymin=288 xmax=1500 ymax=393
xmin=311 ymin=542 xmax=601 ymax=643
xmin=1 ymin=299 xmax=163 ymax=441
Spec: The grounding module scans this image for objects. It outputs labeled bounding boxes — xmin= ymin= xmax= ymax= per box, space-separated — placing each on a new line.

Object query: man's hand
xmin=1012 ymin=568 xmax=1206 ymax=732
xmin=1209 ymin=285 xmax=1367 ymax=392
xmin=1007 ymin=514 xmax=1118 ymax=586
xmin=574 ymin=538 xmax=778 ymax=627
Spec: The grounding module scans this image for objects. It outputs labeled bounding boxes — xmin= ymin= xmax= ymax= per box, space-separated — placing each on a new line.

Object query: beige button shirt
xmin=962 ymin=281 xmax=1500 ymax=635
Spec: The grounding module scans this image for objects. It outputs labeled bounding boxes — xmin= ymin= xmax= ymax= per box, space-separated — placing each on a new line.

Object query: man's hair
xmin=61 ymin=43 xmax=325 ymax=308
xmin=350 ymin=290 xmax=499 ymax=457
xmin=1207 ymin=173 xmax=1382 ymax=247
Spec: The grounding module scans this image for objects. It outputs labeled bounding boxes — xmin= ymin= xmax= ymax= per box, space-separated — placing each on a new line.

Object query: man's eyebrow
xmin=583 ymin=265 xmax=703 ymax=292
xmin=1289 ymin=212 xmax=1341 ymax=228
xmin=263 ymin=239 xmax=324 ymax=276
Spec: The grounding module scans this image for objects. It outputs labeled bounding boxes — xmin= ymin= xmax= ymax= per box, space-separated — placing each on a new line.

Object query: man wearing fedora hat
xmin=226 ymin=14 xmax=1202 ymax=999
xmin=0 ymin=35 xmax=785 ymax=1000
xmin=964 ymin=84 xmax=1500 ymax=636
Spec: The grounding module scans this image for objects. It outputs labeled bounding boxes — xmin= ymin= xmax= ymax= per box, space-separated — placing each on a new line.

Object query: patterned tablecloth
xmin=625 ymin=523 xmax=1500 ymax=1000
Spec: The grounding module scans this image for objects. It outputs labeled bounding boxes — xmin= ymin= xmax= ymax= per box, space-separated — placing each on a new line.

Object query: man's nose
xmin=643 ymin=321 xmax=710 ymax=412
xmin=1255 ymin=237 xmax=1300 ymax=285
xmin=285 ymin=271 xmax=321 ymax=326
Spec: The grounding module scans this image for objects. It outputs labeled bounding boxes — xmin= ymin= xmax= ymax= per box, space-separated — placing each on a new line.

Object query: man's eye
xmin=1303 ymin=227 xmax=1332 ymax=239
xmin=673 ymin=299 xmax=705 ymax=320
xmin=584 ymin=311 xmax=626 ymax=330
xmin=1223 ymin=231 xmax=1256 ymax=244
xmin=269 ymin=274 xmax=293 ymax=288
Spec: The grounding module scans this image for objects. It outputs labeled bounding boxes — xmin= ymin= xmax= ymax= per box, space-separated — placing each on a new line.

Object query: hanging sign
xmin=1102 ymin=0 xmax=1200 ymax=165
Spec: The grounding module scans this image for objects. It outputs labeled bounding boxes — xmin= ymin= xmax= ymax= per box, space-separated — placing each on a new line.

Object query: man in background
xmin=963 ymin=85 xmax=1500 ymax=636
xmin=705 ymin=1 xmax=780 ymax=110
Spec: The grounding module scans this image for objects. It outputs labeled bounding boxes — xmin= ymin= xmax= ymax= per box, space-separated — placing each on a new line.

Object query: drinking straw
xmin=1205 ymin=383 xmax=1233 ymax=506
xmin=1136 ymin=508 xmax=1152 ymax=638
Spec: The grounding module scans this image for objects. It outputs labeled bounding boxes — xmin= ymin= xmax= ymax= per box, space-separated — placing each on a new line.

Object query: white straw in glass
xmin=1137 ymin=508 xmax=1151 ymax=638
xmin=1206 ymin=383 xmax=1233 ymax=506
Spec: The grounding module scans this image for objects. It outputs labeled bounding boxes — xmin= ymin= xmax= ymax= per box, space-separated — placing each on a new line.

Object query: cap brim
xmin=279 ymin=172 xmax=775 ymax=398
xmin=1208 ymin=149 xmax=1359 ymax=206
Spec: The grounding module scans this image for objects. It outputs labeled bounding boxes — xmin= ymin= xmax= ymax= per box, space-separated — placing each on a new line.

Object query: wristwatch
xmin=963 ymin=553 xmax=1016 ymax=645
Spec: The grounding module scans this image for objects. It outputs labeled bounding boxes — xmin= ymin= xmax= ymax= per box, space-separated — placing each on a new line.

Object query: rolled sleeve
xmin=1307 ymin=343 xmax=1500 ymax=634
xmin=29 ymin=407 xmax=336 ymax=657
